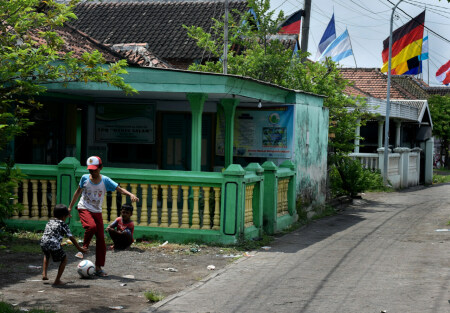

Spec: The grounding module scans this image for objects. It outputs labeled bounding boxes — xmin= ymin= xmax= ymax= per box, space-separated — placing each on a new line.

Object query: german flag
xmin=381 ymin=11 xmax=425 ymax=75
xmin=278 ymin=9 xmax=304 ymax=35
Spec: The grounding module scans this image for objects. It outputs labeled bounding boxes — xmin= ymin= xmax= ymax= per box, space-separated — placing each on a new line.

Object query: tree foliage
xmin=0 ymin=0 xmax=137 ymax=219
xmin=428 ymin=95 xmax=450 ymax=168
xmin=184 ymin=0 xmax=370 ymax=156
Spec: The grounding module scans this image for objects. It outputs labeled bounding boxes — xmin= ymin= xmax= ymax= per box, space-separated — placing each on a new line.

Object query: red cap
xmin=87 ymin=156 xmax=102 ymax=170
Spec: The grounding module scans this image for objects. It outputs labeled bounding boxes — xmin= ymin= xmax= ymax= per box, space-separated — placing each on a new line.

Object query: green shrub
xmin=0 ymin=160 xmax=24 ymax=222
xmin=0 ymin=301 xmax=55 ymax=313
xmin=330 ymin=157 xmax=388 ymax=198
xmin=144 ymin=291 xmax=165 ymax=303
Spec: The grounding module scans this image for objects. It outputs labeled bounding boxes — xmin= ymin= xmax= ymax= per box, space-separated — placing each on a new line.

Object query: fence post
xmin=377 ymin=148 xmax=385 ymax=178
xmin=412 ymin=147 xmax=422 ymax=186
xmin=394 ymin=147 xmax=409 ymax=188
xmin=279 ymin=160 xmax=296 ymax=218
xmin=262 ymin=161 xmax=278 ymax=235
xmin=222 ymin=164 xmax=246 ymax=238
xmin=244 ymin=163 xmax=264 ymax=231
xmin=424 ymin=138 xmax=433 ymax=185
xmin=57 ymin=157 xmax=80 ymax=224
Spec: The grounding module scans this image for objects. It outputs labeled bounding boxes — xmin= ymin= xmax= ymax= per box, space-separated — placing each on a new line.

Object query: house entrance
xmin=162 ymin=113 xmax=213 ymax=171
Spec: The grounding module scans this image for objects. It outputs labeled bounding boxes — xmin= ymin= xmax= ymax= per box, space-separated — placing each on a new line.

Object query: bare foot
xmin=52 ymin=280 xmax=67 ymax=286
xmin=42 ymin=276 xmax=49 ymax=281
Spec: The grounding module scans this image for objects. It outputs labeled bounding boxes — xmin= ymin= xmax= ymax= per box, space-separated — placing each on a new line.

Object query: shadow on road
xmin=267 ymin=198 xmax=388 ymax=254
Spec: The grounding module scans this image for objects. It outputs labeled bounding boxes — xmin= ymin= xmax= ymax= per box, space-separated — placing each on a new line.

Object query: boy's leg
xmin=78 ymin=209 xmax=97 ymax=249
xmin=108 ymin=229 xmax=132 ymax=250
xmin=92 ymin=212 xmax=106 ymax=268
xmin=107 ymin=228 xmax=121 ymax=248
xmin=53 ymin=255 xmax=67 ymax=285
xmin=42 ymin=253 xmax=49 ymax=280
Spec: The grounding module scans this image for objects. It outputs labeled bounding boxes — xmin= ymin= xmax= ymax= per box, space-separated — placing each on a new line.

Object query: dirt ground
xmin=0 ymin=239 xmax=244 ymax=313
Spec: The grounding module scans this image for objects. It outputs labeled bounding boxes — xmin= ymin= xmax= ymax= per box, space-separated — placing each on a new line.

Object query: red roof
xmin=340 ymin=67 xmax=450 ymax=99
xmin=340 ymin=68 xmax=416 ymax=99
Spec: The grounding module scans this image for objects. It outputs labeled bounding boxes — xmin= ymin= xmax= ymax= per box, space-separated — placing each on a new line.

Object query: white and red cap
xmin=87 ymin=156 xmax=102 ymax=170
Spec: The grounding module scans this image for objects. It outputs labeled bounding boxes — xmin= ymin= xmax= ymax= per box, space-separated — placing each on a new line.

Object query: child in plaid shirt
xmin=40 ymin=204 xmax=87 ymax=285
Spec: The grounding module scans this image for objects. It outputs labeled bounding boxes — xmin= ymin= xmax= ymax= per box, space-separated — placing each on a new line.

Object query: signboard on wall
xmin=95 ymin=103 xmax=155 ymax=143
xmin=216 ymin=106 xmax=294 ymax=159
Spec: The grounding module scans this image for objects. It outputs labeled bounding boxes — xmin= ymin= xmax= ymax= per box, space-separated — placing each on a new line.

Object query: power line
xmin=349 ymin=0 xmax=391 ymax=14
xmin=405 ymin=0 xmax=450 ymax=11
xmin=385 ymin=0 xmax=450 ymax=44
xmin=332 ymin=0 xmax=387 ymax=21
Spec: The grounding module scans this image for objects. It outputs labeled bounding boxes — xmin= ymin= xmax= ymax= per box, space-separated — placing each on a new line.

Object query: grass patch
xmin=311 ymin=205 xmax=337 ymax=221
xmin=234 ymin=234 xmax=273 ymax=251
xmin=144 ymin=290 xmax=165 ymax=303
xmin=9 ymin=243 xmax=41 ymax=254
xmin=433 ymin=174 xmax=450 ymax=184
xmin=0 ymin=228 xmax=84 ymax=254
xmin=0 ymin=302 xmax=56 ymax=313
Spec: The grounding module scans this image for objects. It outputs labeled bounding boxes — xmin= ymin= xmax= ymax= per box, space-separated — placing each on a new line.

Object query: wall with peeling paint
xmin=293 ymin=94 xmax=329 ymax=207
xmin=267 ymin=93 xmax=329 ymax=207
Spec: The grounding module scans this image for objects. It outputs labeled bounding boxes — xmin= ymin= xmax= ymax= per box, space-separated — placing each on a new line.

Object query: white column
xmin=425 ymin=138 xmax=434 ymax=185
xmin=378 ymin=120 xmax=384 ymax=148
xmin=395 ymin=121 xmax=401 ymax=147
xmin=354 ymin=118 xmax=361 ymax=153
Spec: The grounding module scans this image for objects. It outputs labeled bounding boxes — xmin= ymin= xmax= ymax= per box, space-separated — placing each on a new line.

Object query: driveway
xmin=146 ymin=185 xmax=450 ymax=313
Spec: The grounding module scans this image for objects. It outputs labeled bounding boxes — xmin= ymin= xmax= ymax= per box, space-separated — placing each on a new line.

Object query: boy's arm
xmin=116 ymin=185 xmax=139 ymax=202
xmin=105 ymin=219 xmax=118 ymax=232
xmin=68 ymin=186 xmax=82 ymax=216
xmin=69 ymin=235 xmax=88 ymax=253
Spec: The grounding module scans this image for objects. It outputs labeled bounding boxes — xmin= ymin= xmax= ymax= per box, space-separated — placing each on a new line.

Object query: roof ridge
xmin=64 ymin=24 xmax=128 ymax=62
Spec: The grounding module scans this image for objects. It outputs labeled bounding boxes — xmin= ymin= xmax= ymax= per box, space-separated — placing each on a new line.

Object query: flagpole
xmin=223 ymin=0 xmax=228 ymax=75
xmin=384 ymin=0 xmax=404 ymax=185
xmin=300 ymin=0 xmax=311 ymax=63
xmin=427 ymin=31 xmax=430 ymax=85
xmin=347 ymin=28 xmax=357 ymax=68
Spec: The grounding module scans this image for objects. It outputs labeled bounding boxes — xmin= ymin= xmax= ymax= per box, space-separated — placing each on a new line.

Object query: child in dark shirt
xmin=40 ymin=204 xmax=87 ymax=285
xmin=106 ymin=204 xmax=135 ymax=250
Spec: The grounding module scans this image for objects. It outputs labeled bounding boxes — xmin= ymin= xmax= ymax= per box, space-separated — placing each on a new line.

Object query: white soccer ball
xmin=77 ymin=260 xmax=95 ymax=278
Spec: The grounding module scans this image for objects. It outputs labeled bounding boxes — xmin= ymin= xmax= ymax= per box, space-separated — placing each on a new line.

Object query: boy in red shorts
xmin=68 ymin=156 xmax=139 ymax=277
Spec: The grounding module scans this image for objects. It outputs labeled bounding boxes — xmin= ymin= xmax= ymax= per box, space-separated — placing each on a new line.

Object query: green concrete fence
xmin=6 ymin=158 xmax=297 ymax=243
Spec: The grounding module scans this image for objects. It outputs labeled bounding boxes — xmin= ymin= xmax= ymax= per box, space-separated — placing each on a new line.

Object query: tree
xmin=0 ymin=0 xmax=137 ymax=220
xmin=428 ymin=95 xmax=450 ymax=168
xmin=184 ymin=0 xmax=370 ymax=156
xmin=185 ymin=0 xmax=374 ymax=199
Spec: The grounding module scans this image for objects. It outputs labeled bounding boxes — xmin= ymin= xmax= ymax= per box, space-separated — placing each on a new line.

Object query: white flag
xmin=318 ymin=29 xmax=353 ymax=63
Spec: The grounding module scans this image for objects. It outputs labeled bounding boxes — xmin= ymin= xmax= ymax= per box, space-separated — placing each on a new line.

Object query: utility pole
xmin=223 ymin=0 xmax=229 ymax=74
xmin=300 ymin=0 xmax=311 ymax=63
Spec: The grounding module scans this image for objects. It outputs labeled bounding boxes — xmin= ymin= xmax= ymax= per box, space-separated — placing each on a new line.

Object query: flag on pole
xmin=242 ymin=8 xmax=259 ymax=29
xmin=436 ymin=60 xmax=450 ymax=85
xmin=316 ymin=14 xmax=336 ymax=59
xmin=278 ymin=9 xmax=304 ymax=35
xmin=381 ymin=11 xmax=425 ymax=75
xmin=317 ymin=29 xmax=353 ymax=62
xmin=403 ymin=35 xmax=428 ymax=75
xmin=419 ymin=35 xmax=428 ymax=61
xmin=292 ymin=37 xmax=300 ymax=57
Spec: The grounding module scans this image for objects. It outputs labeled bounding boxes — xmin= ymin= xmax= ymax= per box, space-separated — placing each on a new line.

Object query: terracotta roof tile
xmin=340 ymin=68 xmax=417 ymax=99
xmin=340 ymin=68 xmax=450 ymax=99
xmin=29 ymin=25 xmax=123 ymax=63
xmin=110 ymin=43 xmax=170 ymax=68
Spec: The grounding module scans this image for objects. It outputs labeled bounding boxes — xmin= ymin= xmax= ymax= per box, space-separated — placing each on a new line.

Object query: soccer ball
xmin=77 ymin=260 xmax=95 ymax=278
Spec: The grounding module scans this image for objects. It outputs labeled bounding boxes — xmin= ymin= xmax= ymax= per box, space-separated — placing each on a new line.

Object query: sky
xmin=269 ymin=0 xmax=450 ymax=86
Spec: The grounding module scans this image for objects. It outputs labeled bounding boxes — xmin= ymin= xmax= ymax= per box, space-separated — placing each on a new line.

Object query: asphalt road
xmin=145 ymin=185 xmax=450 ymax=313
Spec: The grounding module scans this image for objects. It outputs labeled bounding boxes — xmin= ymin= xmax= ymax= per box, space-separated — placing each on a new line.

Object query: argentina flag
xmin=318 ymin=29 xmax=353 ymax=63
